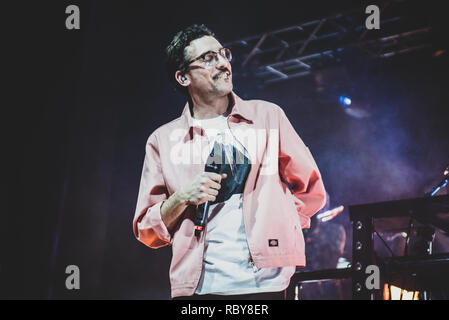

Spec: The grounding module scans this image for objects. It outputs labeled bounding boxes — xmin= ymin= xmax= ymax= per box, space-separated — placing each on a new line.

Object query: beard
xmin=212 ymin=71 xmax=232 ymax=93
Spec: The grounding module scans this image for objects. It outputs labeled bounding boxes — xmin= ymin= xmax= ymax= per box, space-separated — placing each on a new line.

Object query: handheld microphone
xmin=194 ymin=162 xmax=221 ymax=237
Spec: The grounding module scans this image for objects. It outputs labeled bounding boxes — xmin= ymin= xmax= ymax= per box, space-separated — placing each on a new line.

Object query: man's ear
xmin=175 ymin=71 xmax=190 ymax=87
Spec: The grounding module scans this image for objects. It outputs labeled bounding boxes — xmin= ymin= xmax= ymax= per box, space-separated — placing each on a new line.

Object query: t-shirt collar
xmin=181 ymin=91 xmax=252 ymax=131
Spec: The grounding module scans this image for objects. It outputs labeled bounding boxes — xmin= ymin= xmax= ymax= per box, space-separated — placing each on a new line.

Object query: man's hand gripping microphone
xmin=194 ymin=162 xmax=221 ymax=237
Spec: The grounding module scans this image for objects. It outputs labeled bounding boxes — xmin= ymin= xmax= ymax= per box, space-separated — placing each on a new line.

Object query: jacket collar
xmin=181 ymin=91 xmax=253 ymax=132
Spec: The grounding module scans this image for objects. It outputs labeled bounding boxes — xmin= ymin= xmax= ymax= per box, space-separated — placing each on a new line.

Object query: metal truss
xmin=224 ymin=1 xmax=433 ymax=86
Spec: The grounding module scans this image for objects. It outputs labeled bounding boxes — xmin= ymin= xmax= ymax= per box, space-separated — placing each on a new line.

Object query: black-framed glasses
xmin=188 ymin=48 xmax=232 ymax=68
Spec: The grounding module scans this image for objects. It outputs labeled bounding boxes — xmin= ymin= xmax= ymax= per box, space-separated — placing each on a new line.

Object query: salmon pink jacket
xmin=133 ymin=92 xmax=326 ymax=298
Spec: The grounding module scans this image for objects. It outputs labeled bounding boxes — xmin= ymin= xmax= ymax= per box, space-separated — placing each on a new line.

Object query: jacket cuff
xmin=135 ymin=201 xmax=172 ymax=247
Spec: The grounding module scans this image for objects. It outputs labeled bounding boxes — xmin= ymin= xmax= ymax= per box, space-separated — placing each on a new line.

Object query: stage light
xmin=433 ymin=49 xmax=446 ymax=57
xmin=383 ymin=284 xmax=419 ymax=300
xmin=339 ymin=95 xmax=352 ymax=107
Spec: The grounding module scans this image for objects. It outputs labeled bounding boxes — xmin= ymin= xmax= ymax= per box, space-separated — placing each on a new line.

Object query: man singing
xmin=133 ymin=24 xmax=326 ymax=299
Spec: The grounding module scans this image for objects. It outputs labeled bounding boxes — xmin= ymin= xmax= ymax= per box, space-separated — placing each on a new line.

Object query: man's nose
xmin=215 ymin=53 xmax=230 ymax=69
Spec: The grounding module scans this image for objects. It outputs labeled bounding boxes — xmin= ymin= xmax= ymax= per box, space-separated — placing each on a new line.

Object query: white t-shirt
xmin=192 ymin=114 xmax=295 ymax=295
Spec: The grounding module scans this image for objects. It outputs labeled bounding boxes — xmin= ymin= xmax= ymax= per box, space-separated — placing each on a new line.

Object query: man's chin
xmin=216 ymin=83 xmax=233 ymax=95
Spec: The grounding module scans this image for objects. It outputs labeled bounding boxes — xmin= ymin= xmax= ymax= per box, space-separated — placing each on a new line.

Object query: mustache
xmin=212 ymin=69 xmax=231 ymax=79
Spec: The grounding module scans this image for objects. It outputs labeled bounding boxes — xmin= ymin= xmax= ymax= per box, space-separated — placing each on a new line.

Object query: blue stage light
xmin=339 ymin=95 xmax=352 ymax=107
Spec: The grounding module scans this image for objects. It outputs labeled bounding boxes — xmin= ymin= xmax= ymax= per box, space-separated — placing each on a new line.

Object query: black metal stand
xmin=349 ymin=194 xmax=449 ymax=299
xmin=285 ymin=195 xmax=449 ymax=300
xmin=351 ymin=214 xmax=376 ymax=299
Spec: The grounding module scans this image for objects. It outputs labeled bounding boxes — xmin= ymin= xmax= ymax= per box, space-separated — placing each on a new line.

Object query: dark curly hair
xmin=165 ymin=24 xmax=216 ymax=97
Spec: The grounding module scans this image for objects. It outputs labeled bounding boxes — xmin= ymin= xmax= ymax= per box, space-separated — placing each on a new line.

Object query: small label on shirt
xmin=268 ymin=239 xmax=279 ymax=247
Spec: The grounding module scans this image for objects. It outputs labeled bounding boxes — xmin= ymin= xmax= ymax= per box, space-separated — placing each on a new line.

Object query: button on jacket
xmin=133 ymin=92 xmax=326 ymax=298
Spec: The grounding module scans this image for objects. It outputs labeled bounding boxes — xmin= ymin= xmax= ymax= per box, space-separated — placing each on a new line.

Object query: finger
xmin=204 ymin=172 xmax=223 ymax=182
xmin=208 ymin=180 xmax=222 ymax=190
xmin=206 ymin=188 xmax=219 ymax=196
xmin=200 ymin=177 xmax=221 ymax=191
xmin=199 ymin=192 xmax=215 ymax=203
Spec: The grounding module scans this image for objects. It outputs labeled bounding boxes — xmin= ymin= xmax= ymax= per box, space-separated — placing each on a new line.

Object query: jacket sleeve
xmin=277 ymin=108 xmax=326 ymax=229
xmin=132 ymin=133 xmax=172 ymax=248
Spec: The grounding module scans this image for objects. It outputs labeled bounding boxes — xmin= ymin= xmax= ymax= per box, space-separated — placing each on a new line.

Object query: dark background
xmin=3 ymin=0 xmax=448 ymax=299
